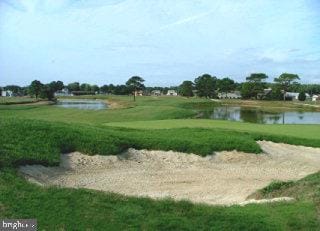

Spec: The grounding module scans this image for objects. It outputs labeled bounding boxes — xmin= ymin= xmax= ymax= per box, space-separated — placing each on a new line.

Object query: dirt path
xmin=20 ymin=141 xmax=320 ymax=205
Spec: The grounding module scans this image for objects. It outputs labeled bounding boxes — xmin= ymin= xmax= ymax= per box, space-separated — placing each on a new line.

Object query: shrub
xmin=298 ymin=92 xmax=306 ymax=101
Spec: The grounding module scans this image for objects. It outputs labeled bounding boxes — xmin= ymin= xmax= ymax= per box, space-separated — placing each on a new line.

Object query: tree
xmin=80 ymin=83 xmax=92 ymax=92
xmin=240 ymin=82 xmax=255 ymax=99
xmin=100 ymin=85 xmax=109 ymax=94
xmin=244 ymin=73 xmax=268 ymax=99
xmin=298 ymin=92 xmax=306 ymax=101
xmin=40 ymin=84 xmax=55 ymax=100
xmin=274 ymin=73 xmax=300 ymax=101
xmin=67 ymin=82 xmax=80 ymax=92
xmin=114 ymin=85 xmax=130 ymax=95
xmin=4 ymin=85 xmax=22 ymax=95
xmin=217 ymin=77 xmax=235 ymax=97
xmin=126 ymin=76 xmax=145 ymax=101
xmin=29 ymin=80 xmax=43 ymax=99
xmin=269 ymin=84 xmax=283 ymax=100
xmin=91 ymin=85 xmax=99 ymax=93
xmin=179 ymin=81 xmax=194 ymax=97
xmin=194 ymin=74 xmax=216 ymax=98
xmin=49 ymin=81 xmax=64 ymax=92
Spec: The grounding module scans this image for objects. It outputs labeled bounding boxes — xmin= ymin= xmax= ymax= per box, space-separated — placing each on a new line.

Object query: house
xmin=312 ymin=95 xmax=319 ymax=102
xmin=218 ymin=91 xmax=241 ymax=99
xmin=1 ymin=90 xmax=13 ymax=97
xmin=166 ymin=90 xmax=178 ymax=96
xmin=151 ymin=90 xmax=161 ymax=96
xmin=135 ymin=90 xmax=143 ymax=96
xmin=54 ymin=88 xmax=73 ymax=97
xmin=285 ymin=92 xmax=311 ymax=100
xmin=263 ymin=88 xmax=272 ymax=96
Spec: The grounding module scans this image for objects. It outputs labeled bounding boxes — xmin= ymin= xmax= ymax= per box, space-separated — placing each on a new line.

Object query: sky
xmin=0 ymin=0 xmax=320 ymax=87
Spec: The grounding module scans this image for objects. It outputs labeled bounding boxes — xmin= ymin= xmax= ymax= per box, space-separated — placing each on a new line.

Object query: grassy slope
xmin=0 ymin=97 xmax=39 ymax=105
xmin=0 ymin=118 xmax=262 ymax=167
xmin=1 ymin=96 xmax=320 ymax=229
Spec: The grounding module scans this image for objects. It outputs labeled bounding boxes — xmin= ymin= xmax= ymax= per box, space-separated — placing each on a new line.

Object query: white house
xmin=312 ymin=95 xmax=319 ymax=102
xmin=54 ymin=88 xmax=73 ymax=97
xmin=218 ymin=91 xmax=241 ymax=99
xmin=1 ymin=90 xmax=13 ymax=97
xmin=285 ymin=92 xmax=310 ymax=100
xmin=151 ymin=90 xmax=161 ymax=96
xmin=167 ymin=90 xmax=178 ymax=96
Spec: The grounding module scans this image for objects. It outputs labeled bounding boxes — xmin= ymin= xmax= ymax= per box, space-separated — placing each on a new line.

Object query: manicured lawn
xmin=105 ymin=119 xmax=320 ymax=141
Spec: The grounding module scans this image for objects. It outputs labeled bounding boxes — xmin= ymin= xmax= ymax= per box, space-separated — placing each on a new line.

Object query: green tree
xmin=240 ymin=82 xmax=255 ymax=99
xmin=29 ymin=80 xmax=43 ymax=99
xmin=126 ymin=76 xmax=145 ymax=101
xmin=80 ymin=83 xmax=92 ymax=92
xmin=100 ymin=85 xmax=109 ymax=94
xmin=4 ymin=85 xmax=22 ymax=95
xmin=269 ymin=84 xmax=283 ymax=100
xmin=179 ymin=81 xmax=194 ymax=97
xmin=91 ymin=85 xmax=100 ymax=93
xmin=298 ymin=92 xmax=306 ymax=101
xmin=49 ymin=81 xmax=64 ymax=92
xmin=217 ymin=77 xmax=235 ymax=97
xmin=194 ymin=74 xmax=216 ymax=98
xmin=40 ymin=84 xmax=55 ymax=100
xmin=274 ymin=73 xmax=300 ymax=101
xmin=67 ymin=82 xmax=80 ymax=92
xmin=244 ymin=73 xmax=268 ymax=99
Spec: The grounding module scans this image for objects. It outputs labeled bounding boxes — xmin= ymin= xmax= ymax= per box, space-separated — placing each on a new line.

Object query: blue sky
xmin=0 ymin=0 xmax=320 ymax=86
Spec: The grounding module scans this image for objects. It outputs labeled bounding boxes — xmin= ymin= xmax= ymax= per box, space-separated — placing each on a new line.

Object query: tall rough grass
xmin=0 ymin=118 xmax=261 ymax=167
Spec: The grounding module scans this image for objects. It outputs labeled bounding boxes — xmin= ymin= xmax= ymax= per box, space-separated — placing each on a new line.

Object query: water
xmin=56 ymin=100 xmax=107 ymax=110
xmin=202 ymin=106 xmax=320 ymax=124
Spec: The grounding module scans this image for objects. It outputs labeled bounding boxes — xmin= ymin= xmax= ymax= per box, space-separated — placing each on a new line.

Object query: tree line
xmin=1 ymin=73 xmax=320 ymax=101
xmin=178 ymin=72 xmax=319 ymax=101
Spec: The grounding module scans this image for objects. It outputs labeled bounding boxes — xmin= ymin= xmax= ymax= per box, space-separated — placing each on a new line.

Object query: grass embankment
xmin=0 ymin=97 xmax=39 ymax=105
xmin=0 ymin=118 xmax=262 ymax=168
xmin=253 ymin=172 xmax=320 ymax=204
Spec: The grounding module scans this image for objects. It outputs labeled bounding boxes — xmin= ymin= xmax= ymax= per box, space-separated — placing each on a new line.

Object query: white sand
xmin=19 ymin=141 xmax=320 ymax=205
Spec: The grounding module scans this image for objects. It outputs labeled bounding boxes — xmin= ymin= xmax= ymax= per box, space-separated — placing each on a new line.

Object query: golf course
xmin=1 ymin=96 xmax=320 ymax=230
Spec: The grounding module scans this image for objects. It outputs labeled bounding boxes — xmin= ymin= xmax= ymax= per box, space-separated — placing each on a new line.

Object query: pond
xmin=56 ymin=100 xmax=107 ymax=110
xmin=201 ymin=106 xmax=320 ymax=124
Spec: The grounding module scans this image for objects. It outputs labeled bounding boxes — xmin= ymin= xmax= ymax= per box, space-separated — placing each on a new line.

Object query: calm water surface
xmin=203 ymin=106 xmax=320 ymax=124
xmin=56 ymin=100 xmax=107 ymax=110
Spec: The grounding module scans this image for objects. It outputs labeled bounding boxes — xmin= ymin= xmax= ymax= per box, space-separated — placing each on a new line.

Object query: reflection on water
xmin=204 ymin=106 xmax=320 ymax=124
xmin=56 ymin=100 xmax=107 ymax=110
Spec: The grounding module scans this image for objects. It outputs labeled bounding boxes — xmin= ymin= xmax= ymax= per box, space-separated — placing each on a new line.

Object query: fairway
xmin=105 ymin=119 xmax=320 ymax=141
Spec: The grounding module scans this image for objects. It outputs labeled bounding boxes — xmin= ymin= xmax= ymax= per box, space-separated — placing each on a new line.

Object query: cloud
xmin=156 ymin=10 xmax=215 ymax=32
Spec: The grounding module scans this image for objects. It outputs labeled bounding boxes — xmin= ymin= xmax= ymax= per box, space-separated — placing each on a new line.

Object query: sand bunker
xmin=19 ymin=141 xmax=320 ymax=205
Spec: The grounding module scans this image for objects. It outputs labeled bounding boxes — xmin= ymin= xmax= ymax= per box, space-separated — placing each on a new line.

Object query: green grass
xmin=105 ymin=119 xmax=320 ymax=140
xmin=252 ymin=172 xmax=320 ymax=203
xmin=1 ymin=96 xmax=320 ymax=229
xmin=0 ymin=118 xmax=263 ymax=168
xmin=0 ymin=97 xmax=39 ymax=105
xmin=1 ymin=169 xmax=319 ymax=230
xmin=0 ymin=96 xmax=206 ymax=125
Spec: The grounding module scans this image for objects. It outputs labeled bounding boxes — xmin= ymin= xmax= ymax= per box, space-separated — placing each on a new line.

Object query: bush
xmin=298 ymin=92 xmax=306 ymax=101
